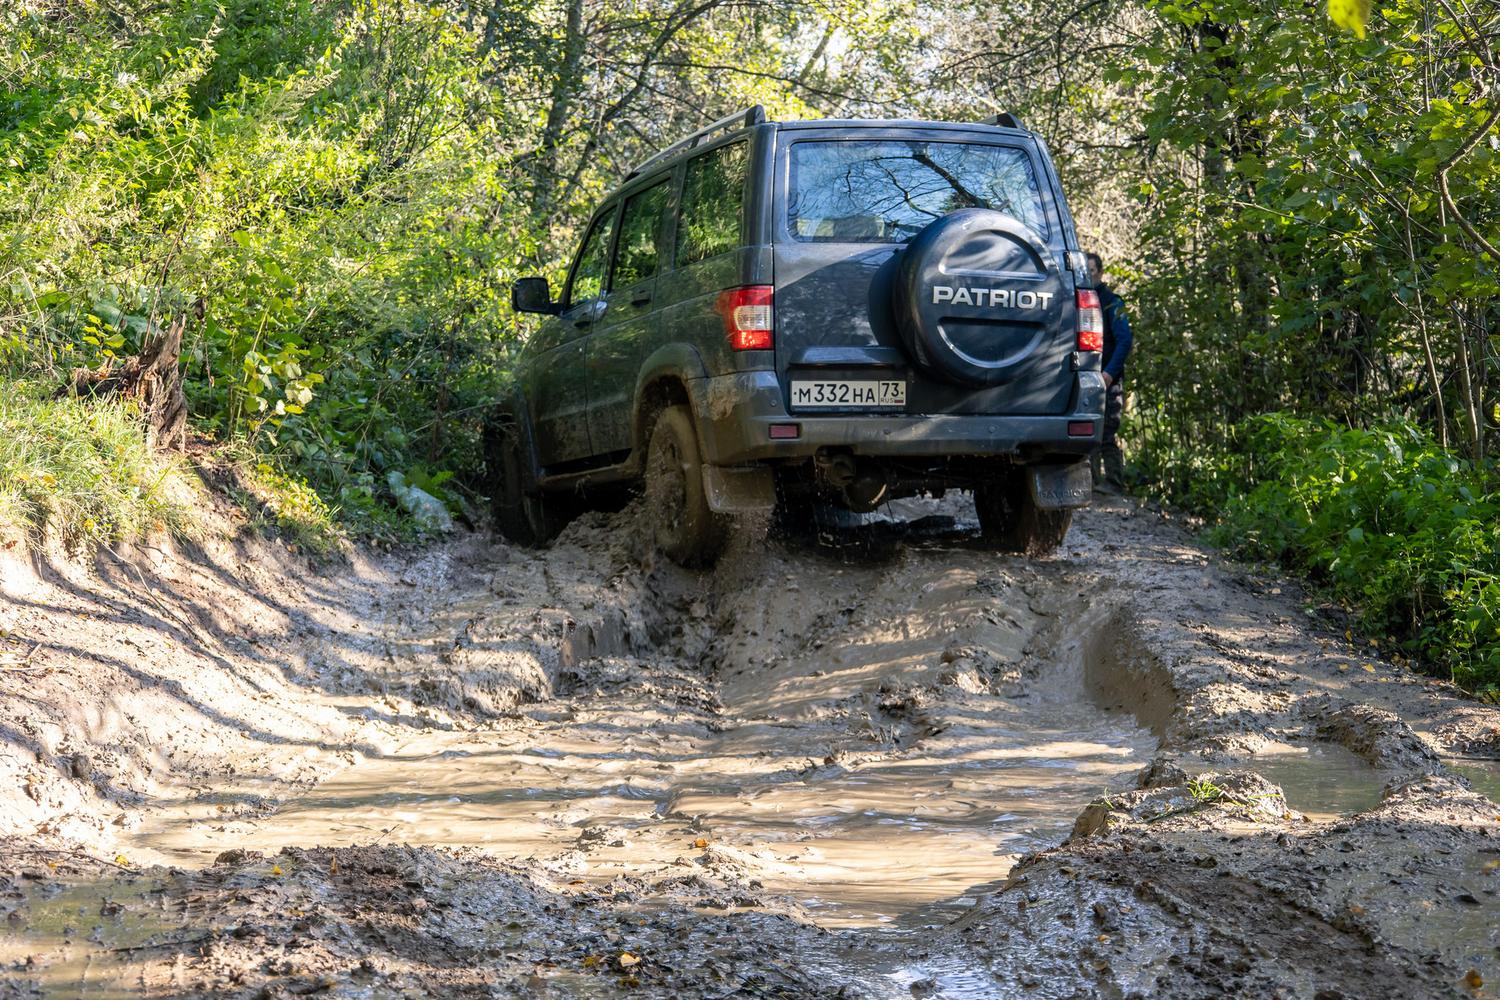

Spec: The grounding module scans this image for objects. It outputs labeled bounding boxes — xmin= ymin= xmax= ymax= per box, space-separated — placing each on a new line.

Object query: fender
xmin=630 ymin=343 xmax=711 ymax=456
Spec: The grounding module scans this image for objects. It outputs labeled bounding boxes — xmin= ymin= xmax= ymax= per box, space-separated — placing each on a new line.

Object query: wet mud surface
xmin=3 ymin=495 xmax=1500 ymax=998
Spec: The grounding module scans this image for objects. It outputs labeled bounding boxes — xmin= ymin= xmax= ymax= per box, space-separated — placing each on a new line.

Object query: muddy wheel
xmin=645 ymin=405 xmax=728 ymax=566
xmin=485 ymin=420 xmax=560 ymax=546
xmin=975 ymin=471 xmax=1072 ymax=556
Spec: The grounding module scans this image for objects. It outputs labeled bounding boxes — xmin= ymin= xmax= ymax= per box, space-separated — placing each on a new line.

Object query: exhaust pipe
xmin=814 ymin=452 xmax=889 ymax=512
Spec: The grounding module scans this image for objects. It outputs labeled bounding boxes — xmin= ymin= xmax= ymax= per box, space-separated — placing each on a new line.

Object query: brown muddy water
xmin=121 ymin=537 xmax=1159 ymax=929
xmin=1192 ymin=742 xmax=1395 ymax=823
xmin=1450 ymin=757 xmax=1500 ymax=805
xmin=0 ymin=878 xmax=164 ymax=1000
xmin=111 ymin=705 xmax=1151 ymax=996
xmin=123 ymin=697 xmax=1154 ymax=925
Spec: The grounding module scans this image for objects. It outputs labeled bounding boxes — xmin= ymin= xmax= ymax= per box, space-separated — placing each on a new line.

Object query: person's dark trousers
xmin=1093 ymin=383 xmax=1126 ymax=490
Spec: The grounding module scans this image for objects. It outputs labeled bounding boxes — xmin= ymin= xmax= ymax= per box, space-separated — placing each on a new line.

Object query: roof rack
xmin=626 ymin=106 xmax=768 ymax=179
xmin=981 ymin=112 xmax=1026 ymax=130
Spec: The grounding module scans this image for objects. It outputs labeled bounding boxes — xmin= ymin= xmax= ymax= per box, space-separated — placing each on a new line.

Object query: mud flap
xmin=702 ymin=465 xmax=775 ymax=514
xmin=1029 ymin=461 xmax=1091 ymax=510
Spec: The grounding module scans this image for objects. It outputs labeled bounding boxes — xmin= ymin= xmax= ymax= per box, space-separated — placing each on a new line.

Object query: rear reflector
xmin=1068 ymin=421 xmax=1096 ymax=437
xmin=769 ymin=423 xmax=800 ymax=439
xmin=717 ymin=285 xmax=774 ymax=351
xmin=1077 ymin=289 xmax=1103 ymax=353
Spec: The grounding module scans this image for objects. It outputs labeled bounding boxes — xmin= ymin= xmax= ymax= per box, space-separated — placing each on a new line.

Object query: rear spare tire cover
xmin=892 ymin=208 xmax=1064 ymax=387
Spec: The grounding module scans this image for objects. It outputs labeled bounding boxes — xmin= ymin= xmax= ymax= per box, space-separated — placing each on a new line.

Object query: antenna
xmin=982 ymin=112 xmax=1027 ymax=130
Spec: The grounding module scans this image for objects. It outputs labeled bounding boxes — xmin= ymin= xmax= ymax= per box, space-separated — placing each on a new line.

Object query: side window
xmin=611 ymin=180 xmax=671 ymax=289
xmin=566 ymin=208 xmax=616 ymax=307
xmin=676 ymin=141 xmax=748 ymax=268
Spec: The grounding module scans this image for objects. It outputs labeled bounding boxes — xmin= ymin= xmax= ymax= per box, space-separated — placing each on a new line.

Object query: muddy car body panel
xmin=503 ymin=108 xmax=1103 ymax=557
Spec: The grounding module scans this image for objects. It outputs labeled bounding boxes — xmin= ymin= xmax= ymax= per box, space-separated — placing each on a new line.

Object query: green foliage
xmin=0 ymin=383 xmax=190 ymax=546
xmin=1 ymin=0 xmax=920 ymax=540
xmin=1187 ymin=777 xmax=1226 ymax=803
xmin=1203 ymin=415 xmax=1500 ymax=694
xmin=232 ymin=459 xmax=345 ymax=556
xmin=1328 ymin=0 xmax=1370 ymax=38
xmin=1114 ymin=0 xmax=1498 ymax=469
xmin=1 ymin=0 xmax=531 ymax=524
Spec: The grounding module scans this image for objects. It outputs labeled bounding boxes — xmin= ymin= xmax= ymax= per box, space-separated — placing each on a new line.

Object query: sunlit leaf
xmin=1327 ymin=3 xmax=1366 ymax=51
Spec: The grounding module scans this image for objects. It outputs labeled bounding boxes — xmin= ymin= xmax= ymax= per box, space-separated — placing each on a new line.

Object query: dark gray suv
xmin=495 ymin=107 xmax=1106 ymax=565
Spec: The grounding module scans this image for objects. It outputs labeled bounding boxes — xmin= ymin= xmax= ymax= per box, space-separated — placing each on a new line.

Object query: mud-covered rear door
xmin=772 ymin=128 xmax=1077 ymax=416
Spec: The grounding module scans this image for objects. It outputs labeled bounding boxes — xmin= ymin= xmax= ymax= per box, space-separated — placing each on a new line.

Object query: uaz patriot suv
xmin=494 ymin=107 xmax=1106 ymax=565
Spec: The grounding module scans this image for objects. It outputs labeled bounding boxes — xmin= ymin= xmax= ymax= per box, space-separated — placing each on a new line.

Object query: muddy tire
xmin=485 ymin=420 xmax=560 ymax=546
xmin=644 ymin=405 xmax=728 ymax=566
xmin=974 ymin=471 xmax=1072 ymax=556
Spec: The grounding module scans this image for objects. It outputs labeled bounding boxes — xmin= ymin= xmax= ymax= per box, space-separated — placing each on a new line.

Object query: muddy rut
xmin=3 ymin=496 xmax=1499 ymax=998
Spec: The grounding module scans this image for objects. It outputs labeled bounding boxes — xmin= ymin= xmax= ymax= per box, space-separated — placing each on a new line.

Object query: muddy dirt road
xmin=3 ymin=495 xmax=1499 ymax=998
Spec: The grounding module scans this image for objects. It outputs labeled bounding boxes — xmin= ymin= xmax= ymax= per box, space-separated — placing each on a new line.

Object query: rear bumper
xmin=690 ymin=371 xmax=1107 ymax=465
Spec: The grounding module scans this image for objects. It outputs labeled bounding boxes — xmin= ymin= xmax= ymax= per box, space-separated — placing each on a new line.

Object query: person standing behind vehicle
xmin=1086 ymin=252 xmax=1133 ymax=492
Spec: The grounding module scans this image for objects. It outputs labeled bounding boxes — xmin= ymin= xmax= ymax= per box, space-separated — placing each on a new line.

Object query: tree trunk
xmin=58 ymin=315 xmax=189 ymax=452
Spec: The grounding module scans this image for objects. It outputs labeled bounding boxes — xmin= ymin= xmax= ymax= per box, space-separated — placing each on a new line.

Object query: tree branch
xmin=1435 ymin=100 xmax=1500 ymax=264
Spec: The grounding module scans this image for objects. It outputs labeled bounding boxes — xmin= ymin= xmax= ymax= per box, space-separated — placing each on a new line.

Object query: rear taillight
xmin=1077 ymin=289 xmax=1103 ymax=353
xmin=717 ymin=285 xmax=774 ymax=351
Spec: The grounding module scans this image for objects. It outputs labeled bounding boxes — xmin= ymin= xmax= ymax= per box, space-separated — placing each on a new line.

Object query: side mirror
xmin=511 ymin=277 xmax=558 ymax=315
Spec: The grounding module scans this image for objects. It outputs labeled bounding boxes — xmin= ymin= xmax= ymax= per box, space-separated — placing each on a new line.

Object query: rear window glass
xmin=787 ymin=140 xmax=1048 ymax=243
xmin=676 ymin=141 xmax=748 ymax=267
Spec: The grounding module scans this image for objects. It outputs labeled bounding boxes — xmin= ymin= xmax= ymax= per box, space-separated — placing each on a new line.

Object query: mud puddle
xmin=1448 ymin=757 xmax=1500 ymax=805
xmin=115 ymin=505 xmax=1160 ymax=937
xmin=1179 ymin=746 xmax=1499 ymax=826
xmin=0 ymin=875 xmax=166 ymax=998
xmin=1178 ymin=742 xmax=1396 ymax=823
xmin=668 ymin=701 xmax=1153 ymax=926
xmin=120 ymin=691 xmax=1154 ymax=929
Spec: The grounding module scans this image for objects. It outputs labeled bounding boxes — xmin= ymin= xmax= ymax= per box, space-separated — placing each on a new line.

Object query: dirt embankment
xmin=2 ymin=494 xmax=1499 ymax=998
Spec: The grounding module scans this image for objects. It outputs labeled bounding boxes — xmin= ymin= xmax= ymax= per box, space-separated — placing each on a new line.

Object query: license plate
xmin=790 ymin=379 xmax=907 ymax=410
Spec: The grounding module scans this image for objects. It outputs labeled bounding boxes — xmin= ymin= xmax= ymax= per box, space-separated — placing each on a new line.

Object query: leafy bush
xmin=226 ymin=458 xmax=346 ymax=557
xmin=1203 ymin=415 xmax=1499 ymax=694
xmin=1 ymin=0 xmax=528 ymax=525
xmin=1 ymin=0 xmax=909 ymax=535
xmin=0 ymin=384 xmax=190 ymax=547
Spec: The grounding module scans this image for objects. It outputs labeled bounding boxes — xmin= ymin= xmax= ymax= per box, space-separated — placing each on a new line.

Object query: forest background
xmin=1 ymin=0 xmax=1496 ymax=691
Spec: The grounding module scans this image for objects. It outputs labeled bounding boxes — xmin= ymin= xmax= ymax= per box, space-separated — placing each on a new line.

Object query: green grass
xmin=0 ymin=380 xmax=191 ymax=547
xmin=0 ymin=376 xmax=405 ymax=557
xmin=224 ymin=454 xmax=348 ymax=557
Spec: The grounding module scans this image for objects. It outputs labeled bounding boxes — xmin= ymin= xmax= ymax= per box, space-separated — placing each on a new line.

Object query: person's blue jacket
xmin=1100 ymin=286 xmax=1133 ymax=383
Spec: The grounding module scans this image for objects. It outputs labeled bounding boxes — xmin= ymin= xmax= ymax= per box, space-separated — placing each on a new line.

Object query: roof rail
xmin=626 ymin=106 xmax=768 ymax=179
xmin=982 ymin=112 xmax=1026 ymax=130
